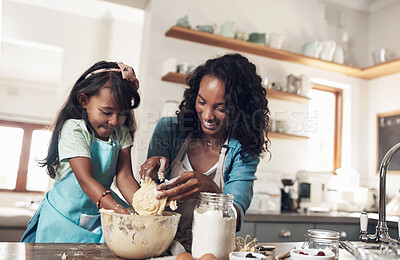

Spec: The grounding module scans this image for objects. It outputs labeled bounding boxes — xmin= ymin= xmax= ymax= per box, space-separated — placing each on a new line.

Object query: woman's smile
xmin=202 ymin=120 xmax=217 ymax=130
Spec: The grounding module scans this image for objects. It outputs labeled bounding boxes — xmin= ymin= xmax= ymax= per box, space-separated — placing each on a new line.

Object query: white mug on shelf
xmin=320 ymin=41 xmax=337 ymax=62
xmin=269 ymin=32 xmax=283 ymax=49
xmin=162 ymin=58 xmax=177 ymax=75
xmin=300 ymin=75 xmax=311 ymax=97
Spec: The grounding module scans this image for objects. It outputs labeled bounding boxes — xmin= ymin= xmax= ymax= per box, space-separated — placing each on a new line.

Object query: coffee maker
xmin=296 ymin=170 xmax=332 ymax=211
xmin=281 ymin=178 xmax=298 ymax=211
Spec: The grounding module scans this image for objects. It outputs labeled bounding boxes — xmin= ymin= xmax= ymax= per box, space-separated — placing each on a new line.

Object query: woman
xmin=140 ymin=53 xmax=270 ymax=250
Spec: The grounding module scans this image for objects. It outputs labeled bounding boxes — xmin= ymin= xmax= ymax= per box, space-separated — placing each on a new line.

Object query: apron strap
xmin=175 ymin=132 xmax=193 ymax=161
xmin=217 ymin=145 xmax=229 ymax=174
xmin=216 ymin=138 xmax=229 ymax=189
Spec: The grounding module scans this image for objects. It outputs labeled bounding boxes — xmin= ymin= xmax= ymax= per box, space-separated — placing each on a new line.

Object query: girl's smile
xmin=78 ymin=87 xmax=127 ymax=141
xmin=101 ymin=124 xmax=115 ymax=135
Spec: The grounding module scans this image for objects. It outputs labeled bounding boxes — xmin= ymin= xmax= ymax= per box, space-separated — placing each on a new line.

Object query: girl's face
xmin=195 ymin=75 xmax=227 ymax=138
xmin=78 ymin=87 xmax=128 ymax=141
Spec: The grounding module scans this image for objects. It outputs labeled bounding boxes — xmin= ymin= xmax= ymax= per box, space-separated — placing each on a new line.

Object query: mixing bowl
xmin=100 ymin=209 xmax=181 ymax=259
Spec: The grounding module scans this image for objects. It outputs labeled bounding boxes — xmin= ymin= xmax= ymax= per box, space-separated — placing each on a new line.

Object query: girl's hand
xmin=155 ymin=171 xmax=221 ymax=201
xmin=99 ymin=194 xmax=130 ymax=214
xmin=139 ymin=156 xmax=169 ymax=181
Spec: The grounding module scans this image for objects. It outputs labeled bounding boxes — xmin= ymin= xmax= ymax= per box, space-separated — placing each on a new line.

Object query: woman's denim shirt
xmin=147 ymin=117 xmax=259 ymax=231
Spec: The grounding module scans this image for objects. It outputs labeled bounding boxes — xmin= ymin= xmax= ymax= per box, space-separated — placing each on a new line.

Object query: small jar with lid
xmin=302 ymin=229 xmax=340 ymax=260
xmin=191 ymin=192 xmax=237 ymax=260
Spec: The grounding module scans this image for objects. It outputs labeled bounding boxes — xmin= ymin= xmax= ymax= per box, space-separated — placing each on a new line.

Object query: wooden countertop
xmin=0 ymin=242 xmax=355 ymax=259
xmin=0 ymin=243 xmax=119 ymax=259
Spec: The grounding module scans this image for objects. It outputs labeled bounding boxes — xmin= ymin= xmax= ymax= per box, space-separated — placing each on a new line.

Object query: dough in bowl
xmin=132 ymin=177 xmax=177 ymax=216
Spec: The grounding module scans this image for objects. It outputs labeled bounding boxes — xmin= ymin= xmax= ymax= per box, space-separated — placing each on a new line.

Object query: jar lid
xmin=200 ymin=192 xmax=234 ymax=199
xmin=307 ymin=229 xmax=340 ymax=240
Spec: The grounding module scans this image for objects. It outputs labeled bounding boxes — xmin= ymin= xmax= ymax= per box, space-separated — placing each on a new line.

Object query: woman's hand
xmin=155 ymin=171 xmax=221 ymax=201
xmin=139 ymin=156 xmax=169 ymax=181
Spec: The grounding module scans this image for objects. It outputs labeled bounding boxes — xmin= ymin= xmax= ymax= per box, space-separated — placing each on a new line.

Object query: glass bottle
xmin=191 ymin=192 xmax=237 ymax=260
xmin=302 ymin=229 xmax=340 ymax=260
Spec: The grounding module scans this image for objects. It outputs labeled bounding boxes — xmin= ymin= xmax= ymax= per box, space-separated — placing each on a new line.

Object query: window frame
xmin=311 ymin=84 xmax=343 ymax=170
xmin=0 ymin=120 xmax=49 ymax=193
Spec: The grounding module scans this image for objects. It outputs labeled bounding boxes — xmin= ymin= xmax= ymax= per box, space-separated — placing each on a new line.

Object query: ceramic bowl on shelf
xmin=248 ymin=33 xmax=266 ymax=45
xmin=290 ymin=249 xmax=335 ymax=260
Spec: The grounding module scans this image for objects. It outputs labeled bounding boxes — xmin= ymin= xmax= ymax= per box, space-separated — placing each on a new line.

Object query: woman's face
xmin=195 ymin=75 xmax=227 ymax=138
xmin=79 ymin=87 xmax=127 ymax=141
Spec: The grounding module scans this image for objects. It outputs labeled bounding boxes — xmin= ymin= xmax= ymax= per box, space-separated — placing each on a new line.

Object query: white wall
xmin=366 ymin=74 xmax=400 ymax=198
xmin=368 ymin=1 xmax=400 ymax=66
xmin=364 ymin=1 xmax=400 ymax=197
xmin=0 ymin=39 xmax=62 ymax=123
xmin=1 ymin=0 xmax=144 ymax=123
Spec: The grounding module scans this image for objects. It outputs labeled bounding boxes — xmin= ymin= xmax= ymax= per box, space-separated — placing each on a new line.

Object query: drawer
xmin=255 ymin=222 xmax=313 ymax=242
xmin=236 ymin=222 xmax=256 ymax=239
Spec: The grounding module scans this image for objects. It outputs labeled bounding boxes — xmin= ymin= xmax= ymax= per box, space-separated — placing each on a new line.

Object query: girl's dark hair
xmin=177 ymin=53 xmax=270 ymax=158
xmin=41 ymin=61 xmax=141 ymax=178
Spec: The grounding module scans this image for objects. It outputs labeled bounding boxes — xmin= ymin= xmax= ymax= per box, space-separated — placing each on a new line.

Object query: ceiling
xmin=100 ymin=0 xmax=150 ymax=10
xmin=100 ymin=0 xmax=399 ymax=13
xmin=325 ymin=0 xmax=400 ymax=12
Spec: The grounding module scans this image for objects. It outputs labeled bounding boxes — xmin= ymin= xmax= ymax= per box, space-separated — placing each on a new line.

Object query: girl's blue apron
xmin=21 ymin=131 xmax=129 ymax=243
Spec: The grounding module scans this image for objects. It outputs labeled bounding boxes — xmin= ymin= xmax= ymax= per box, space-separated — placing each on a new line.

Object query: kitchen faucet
xmin=359 ymin=142 xmax=400 ymax=246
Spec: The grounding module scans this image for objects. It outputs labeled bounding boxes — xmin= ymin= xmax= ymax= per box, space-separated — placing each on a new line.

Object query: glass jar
xmin=191 ymin=192 xmax=237 ymax=260
xmin=302 ymin=229 xmax=340 ymax=260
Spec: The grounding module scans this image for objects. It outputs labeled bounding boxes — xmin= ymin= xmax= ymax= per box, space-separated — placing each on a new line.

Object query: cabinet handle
xmin=279 ymin=229 xmax=292 ymax=238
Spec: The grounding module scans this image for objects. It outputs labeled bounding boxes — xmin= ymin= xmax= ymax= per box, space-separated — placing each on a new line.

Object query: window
xmin=0 ymin=120 xmax=51 ymax=192
xmin=307 ymin=84 xmax=343 ymax=171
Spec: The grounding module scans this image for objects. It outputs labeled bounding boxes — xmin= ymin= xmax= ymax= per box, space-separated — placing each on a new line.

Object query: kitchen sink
xmin=356 ymin=243 xmax=400 ymax=260
xmin=341 ymin=241 xmax=400 ymax=260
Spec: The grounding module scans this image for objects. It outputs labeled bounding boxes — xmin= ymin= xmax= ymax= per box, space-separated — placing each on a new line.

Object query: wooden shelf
xmin=162 ymin=72 xmax=310 ymax=103
xmin=165 ymin=26 xmax=400 ymax=80
xmin=266 ymin=89 xmax=310 ymax=103
xmin=161 ymin=72 xmax=187 ymax=84
xmin=268 ymin=131 xmax=309 ymax=140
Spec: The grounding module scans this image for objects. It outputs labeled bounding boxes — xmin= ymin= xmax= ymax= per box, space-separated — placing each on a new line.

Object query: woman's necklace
xmin=192 ymin=134 xmax=226 ymax=148
xmin=203 ymin=138 xmax=224 ymax=147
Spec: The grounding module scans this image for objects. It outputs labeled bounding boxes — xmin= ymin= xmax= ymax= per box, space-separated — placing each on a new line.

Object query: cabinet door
xmin=236 ymin=222 xmax=256 ymax=239
xmin=314 ymin=223 xmax=359 ymax=241
xmin=255 ymin=222 xmax=313 ymax=242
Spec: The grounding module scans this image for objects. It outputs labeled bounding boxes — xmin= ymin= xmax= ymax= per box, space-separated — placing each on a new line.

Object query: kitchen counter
xmin=239 ymin=212 xmax=399 ymax=243
xmin=245 ymin=212 xmax=399 ymax=228
xmin=0 ymin=242 xmax=355 ymax=259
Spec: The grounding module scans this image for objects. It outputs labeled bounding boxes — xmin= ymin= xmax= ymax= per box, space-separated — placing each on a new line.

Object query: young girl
xmin=21 ymin=61 xmax=141 ymax=243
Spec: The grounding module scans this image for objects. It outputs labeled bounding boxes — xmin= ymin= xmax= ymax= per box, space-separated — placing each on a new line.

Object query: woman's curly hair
xmin=177 ymin=53 xmax=270 ymax=158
